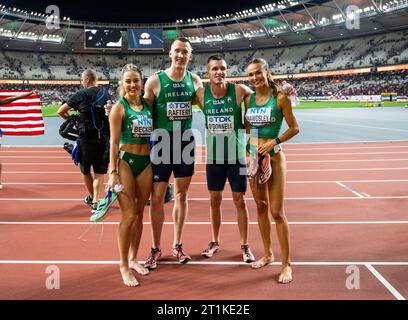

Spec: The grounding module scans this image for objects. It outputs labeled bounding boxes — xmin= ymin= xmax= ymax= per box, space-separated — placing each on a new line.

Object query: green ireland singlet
xmin=120 ymin=97 xmax=153 ymax=145
xmin=154 ymin=70 xmax=196 ymax=131
xmin=245 ymin=93 xmax=283 ymax=139
xmin=204 ymin=82 xmax=245 ymax=162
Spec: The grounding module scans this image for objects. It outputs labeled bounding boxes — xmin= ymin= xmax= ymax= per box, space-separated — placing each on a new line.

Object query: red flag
xmin=0 ymin=90 xmax=44 ymax=136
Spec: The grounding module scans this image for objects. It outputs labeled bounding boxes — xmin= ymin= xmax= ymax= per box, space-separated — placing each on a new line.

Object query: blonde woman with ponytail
xmin=244 ymin=58 xmax=300 ymax=283
xmin=107 ymin=64 xmax=153 ymax=286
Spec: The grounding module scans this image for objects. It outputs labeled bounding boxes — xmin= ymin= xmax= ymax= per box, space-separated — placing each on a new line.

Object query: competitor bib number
xmin=207 ymin=115 xmax=234 ymax=134
xmin=245 ymin=107 xmax=275 ymax=127
xmin=166 ymin=102 xmax=192 ymax=121
xmin=132 ymin=117 xmax=152 ymax=138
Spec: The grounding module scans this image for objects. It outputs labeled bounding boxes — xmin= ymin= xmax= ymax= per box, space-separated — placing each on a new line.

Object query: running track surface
xmin=0 ymin=141 xmax=407 ymax=300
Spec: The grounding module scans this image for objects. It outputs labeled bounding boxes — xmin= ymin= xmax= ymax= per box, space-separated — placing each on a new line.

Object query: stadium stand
xmin=1 ymin=30 xmax=408 ymax=81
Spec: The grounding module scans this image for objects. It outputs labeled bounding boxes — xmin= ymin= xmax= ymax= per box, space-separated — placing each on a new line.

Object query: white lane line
xmin=4 ymin=159 xmax=408 ymax=166
xmin=288 ymin=152 xmax=408 ymax=156
xmin=287 ymin=179 xmax=408 ymax=183
xmin=1 ymin=196 xmax=408 ymax=201
xmin=288 ymin=159 xmax=408 ymax=163
xmin=1 ymin=221 xmax=408 ymax=226
xmin=0 ymin=260 xmax=407 ymax=266
xmin=0 ymin=151 xmax=65 ymax=153
xmin=3 ymin=182 xmax=84 ymax=185
xmin=3 ymin=179 xmax=408 ymax=186
xmin=3 ymin=163 xmax=73 ymax=166
xmin=284 ymin=146 xmax=408 ymax=151
xmin=300 ymin=119 xmax=408 ymax=133
xmin=0 ymin=146 xmax=398 ymax=153
xmin=4 ymin=167 xmax=408 ymax=174
xmin=361 ymin=192 xmax=371 ymax=197
xmin=0 ymin=156 xmax=69 ymax=159
xmin=2 ymin=152 xmax=408 ymax=159
xmin=365 ymin=264 xmax=406 ymax=300
xmin=336 ymin=181 xmax=365 ymax=198
xmin=287 ymin=168 xmax=408 ymax=172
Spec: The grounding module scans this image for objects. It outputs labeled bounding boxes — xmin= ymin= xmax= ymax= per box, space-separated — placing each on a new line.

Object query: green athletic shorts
xmin=119 ymin=151 xmax=150 ymax=177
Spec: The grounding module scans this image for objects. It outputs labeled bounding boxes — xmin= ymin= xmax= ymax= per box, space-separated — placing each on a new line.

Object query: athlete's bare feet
xmin=120 ymin=266 xmax=139 ymax=287
xmin=251 ymin=255 xmax=274 ymax=269
xmin=129 ymin=260 xmax=149 ymax=276
xmin=278 ymin=265 xmax=292 ymax=284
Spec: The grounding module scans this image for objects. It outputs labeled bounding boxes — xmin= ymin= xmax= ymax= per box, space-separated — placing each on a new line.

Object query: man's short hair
xmin=207 ymin=54 xmax=224 ymax=64
xmin=171 ymin=37 xmax=193 ymax=51
xmin=82 ymin=69 xmax=97 ymax=82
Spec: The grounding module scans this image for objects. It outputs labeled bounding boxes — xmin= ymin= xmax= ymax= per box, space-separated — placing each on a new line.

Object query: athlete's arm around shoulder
xmin=143 ymin=73 xmax=160 ymax=108
xmin=243 ymin=94 xmax=252 ymax=133
xmin=278 ymin=91 xmax=300 ymax=141
xmin=192 ymin=87 xmax=204 ymax=111
xmin=191 ymin=73 xmax=204 ymax=111
xmin=192 ymin=73 xmax=203 ymax=91
xmin=236 ymin=83 xmax=253 ymax=109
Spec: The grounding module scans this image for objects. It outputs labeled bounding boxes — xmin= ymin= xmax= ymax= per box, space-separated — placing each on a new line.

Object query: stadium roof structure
xmin=0 ymin=0 xmax=407 ymax=53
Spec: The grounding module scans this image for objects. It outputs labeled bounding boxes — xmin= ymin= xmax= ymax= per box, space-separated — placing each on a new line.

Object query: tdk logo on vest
xmin=209 ymin=116 xmax=231 ymax=123
xmin=173 ymin=83 xmax=185 ymax=89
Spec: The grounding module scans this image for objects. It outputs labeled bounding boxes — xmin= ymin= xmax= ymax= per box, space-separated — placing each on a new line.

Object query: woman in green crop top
xmin=107 ymin=64 xmax=152 ymax=287
xmin=244 ymin=58 xmax=300 ymax=284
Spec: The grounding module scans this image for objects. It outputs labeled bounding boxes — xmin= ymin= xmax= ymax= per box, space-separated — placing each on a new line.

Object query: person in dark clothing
xmin=57 ymin=69 xmax=111 ymax=212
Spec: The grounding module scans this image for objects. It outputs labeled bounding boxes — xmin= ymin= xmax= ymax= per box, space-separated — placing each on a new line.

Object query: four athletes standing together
xmin=61 ymin=37 xmax=300 ymax=287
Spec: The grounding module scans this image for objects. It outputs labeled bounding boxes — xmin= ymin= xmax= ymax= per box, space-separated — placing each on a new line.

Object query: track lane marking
xmin=335 ymin=181 xmax=365 ymax=198
xmin=365 ymin=264 xmax=406 ymax=300
xmin=1 ymin=221 xmax=408 ymax=225
xmin=0 ymin=260 xmax=407 ymax=266
xmin=2 ymin=196 xmax=408 ymax=201
xmin=3 ymin=179 xmax=408 ymax=185
xmin=4 ymin=167 xmax=408 ymax=174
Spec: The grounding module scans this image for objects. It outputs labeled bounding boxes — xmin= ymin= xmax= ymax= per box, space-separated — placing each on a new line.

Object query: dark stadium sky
xmin=2 ymin=0 xmax=275 ymax=23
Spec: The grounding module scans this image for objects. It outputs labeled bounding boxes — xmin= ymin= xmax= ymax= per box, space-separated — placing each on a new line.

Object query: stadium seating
xmin=1 ymin=30 xmax=408 ymax=101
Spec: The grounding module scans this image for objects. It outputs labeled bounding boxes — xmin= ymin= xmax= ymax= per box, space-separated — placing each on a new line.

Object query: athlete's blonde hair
xmin=250 ymin=58 xmax=280 ymax=97
xmin=119 ymin=64 xmax=143 ymax=98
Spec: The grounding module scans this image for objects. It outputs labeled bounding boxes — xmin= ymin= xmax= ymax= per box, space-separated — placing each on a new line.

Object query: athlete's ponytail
xmin=251 ymin=58 xmax=279 ymax=97
xmin=119 ymin=64 xmax=143 ymax=98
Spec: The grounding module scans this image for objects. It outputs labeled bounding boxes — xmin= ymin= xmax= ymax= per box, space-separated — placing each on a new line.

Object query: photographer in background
xmin=57 ymin=69 xmax=111 ymax=212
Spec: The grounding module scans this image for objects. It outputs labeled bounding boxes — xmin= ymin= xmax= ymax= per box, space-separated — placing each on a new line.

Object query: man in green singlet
xmin=194 ymin=55 xmax=256 ymax=262
xmin=143 ymin=38 xmax=203 ymax=269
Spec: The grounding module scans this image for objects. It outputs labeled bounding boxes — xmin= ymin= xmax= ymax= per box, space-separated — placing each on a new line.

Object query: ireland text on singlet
xmin=204 ymin=82 xmax=245 ymax=162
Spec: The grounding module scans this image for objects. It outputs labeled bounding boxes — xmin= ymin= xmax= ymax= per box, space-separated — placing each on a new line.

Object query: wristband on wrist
xmin=275 ymin=137 xmax=281 ymax=145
